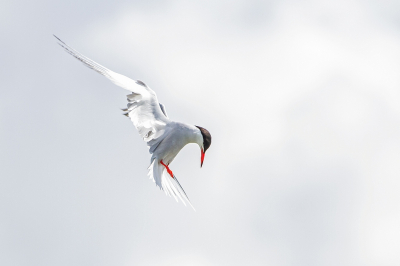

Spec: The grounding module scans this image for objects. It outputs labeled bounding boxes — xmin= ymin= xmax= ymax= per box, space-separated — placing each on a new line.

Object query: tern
xmin=55 ymin=36 xmax=211 ymax=209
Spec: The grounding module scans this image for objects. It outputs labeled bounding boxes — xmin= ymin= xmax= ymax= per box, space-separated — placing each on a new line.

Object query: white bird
xmin=55 ymin=36 xmax=211 ymax=209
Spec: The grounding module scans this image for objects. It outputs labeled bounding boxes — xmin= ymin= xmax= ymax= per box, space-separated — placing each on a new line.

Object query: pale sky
xmin=1 ymin=0 xmax=400 ymax=265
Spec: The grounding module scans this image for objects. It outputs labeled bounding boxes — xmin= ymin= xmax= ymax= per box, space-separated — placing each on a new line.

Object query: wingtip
xmin=53 ymin=34 xmax=61 ymax=42
xmin=53 ymin=35 xmax=68 ymax=47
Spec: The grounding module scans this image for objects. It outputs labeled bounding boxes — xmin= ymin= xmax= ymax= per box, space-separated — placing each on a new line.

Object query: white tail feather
xmin=147 ymin=160 xmax=195 ymax=210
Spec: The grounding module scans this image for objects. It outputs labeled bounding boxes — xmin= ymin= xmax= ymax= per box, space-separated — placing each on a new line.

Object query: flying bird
xmin=55 ymin=36 xmax=211 ymax=209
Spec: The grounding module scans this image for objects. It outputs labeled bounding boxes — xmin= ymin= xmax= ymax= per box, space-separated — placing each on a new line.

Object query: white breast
xmin=152 ymin=122 xmax=202 ymax=165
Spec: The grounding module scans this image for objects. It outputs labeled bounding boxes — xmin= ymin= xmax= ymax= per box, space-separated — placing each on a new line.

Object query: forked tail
xmin=147 ymin=159 xmax=195 ymax=210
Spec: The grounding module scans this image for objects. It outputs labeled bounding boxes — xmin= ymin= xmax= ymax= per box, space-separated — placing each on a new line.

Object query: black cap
xmin=195 ymin=126 xmax=212 ymax=152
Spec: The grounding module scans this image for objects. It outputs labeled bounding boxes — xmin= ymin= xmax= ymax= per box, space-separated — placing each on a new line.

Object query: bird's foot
xmin=160 ymin=160 xmax=174 ymax=178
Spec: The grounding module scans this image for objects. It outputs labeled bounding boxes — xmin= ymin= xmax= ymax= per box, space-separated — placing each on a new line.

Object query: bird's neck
xmin=178 ymin=123 xmax=203 ymax=147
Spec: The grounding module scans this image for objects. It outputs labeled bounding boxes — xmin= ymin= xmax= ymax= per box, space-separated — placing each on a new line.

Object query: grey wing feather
xmin=159 ymin=103 xmax=168 ymax=118
xmin=54 ymin=35 xmax=149 ymax=95
xmin=54 ymin=35 xmax=113 ymax=79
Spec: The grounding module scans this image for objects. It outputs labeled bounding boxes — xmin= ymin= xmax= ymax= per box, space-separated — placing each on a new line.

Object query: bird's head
xmin=195 ymin=126 xmax=212 ymax=167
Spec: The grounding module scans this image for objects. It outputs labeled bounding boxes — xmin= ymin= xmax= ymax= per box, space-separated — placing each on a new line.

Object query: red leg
xmin=160 ymin=160 xmax=174 ymax=178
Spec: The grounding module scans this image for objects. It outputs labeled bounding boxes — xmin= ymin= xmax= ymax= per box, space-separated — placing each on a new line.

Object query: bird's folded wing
xmin=55 ymin=35 xmax=169 ymax=144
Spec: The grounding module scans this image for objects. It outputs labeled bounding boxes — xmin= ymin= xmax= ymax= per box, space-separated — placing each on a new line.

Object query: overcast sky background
xmin=1 ymin=0 xmax=400 ymax=265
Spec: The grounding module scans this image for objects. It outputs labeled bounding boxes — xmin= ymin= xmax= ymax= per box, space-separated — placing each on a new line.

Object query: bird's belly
xmin=156 ymin=139 xmax=187 ymax=165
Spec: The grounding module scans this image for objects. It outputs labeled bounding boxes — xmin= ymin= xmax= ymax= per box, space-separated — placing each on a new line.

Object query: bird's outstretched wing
xmin=54 ymin=35 xmax=169 ymax=143
xmin=55 ymin=35 xmax=149 ymax=95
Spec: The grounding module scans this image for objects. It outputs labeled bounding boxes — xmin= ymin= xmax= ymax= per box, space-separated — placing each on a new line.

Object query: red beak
xmin=201 ymin=149 xmax=205 ymax=167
